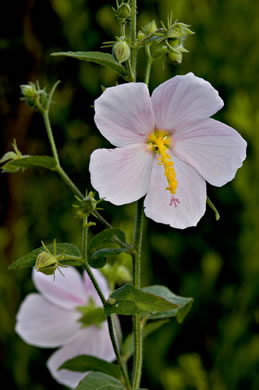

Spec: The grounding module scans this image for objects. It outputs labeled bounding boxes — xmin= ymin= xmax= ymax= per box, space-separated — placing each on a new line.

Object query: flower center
xmin=76 ymin=297 xmax=105 ymax=328
xmin=147 ymin=130 xmax=180 ymax=207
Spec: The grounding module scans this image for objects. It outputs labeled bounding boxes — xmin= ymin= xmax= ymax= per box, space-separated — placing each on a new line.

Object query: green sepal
xmin=88 ymin=228 xmax=129 ymax=269
xmin=77 ymin=306 xmax=106 ymax=327
xmin=1 ymin=156 xmax=57 ymax=172
xmin=104 ymin=284 xmax=178 ymax=316
xmin=51 ymin=51 xmax=127 ymax=78
xmin=143 ymin=285 xmax=193 ymax=323
xmin=122 ymin=319 xmax=169 ymax=361
xmin=59 ymin=355 xmax=121 ymax=379
xmin=76 ymin=371 xmax=124 ymax=390
xmin=207 ymin=196 xmax=220 ymax=221
xmin=8 ymin=243 xmax=81 ymax=270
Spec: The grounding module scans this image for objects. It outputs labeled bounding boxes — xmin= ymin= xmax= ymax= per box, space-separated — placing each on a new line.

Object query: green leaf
xmin=142 ymin=285 xmax=193 ymax=323
xmin=104 ymin=284 xmax=178 ymax=316
xmin=51 ymin=51 xmax=127 ymax=78
xmin=8 ymin=243 xmax=81 ymax=270
xmin=89 ymin=248 xmax=129 ymax=269
xmin=77 ymin=372 xmax=124 ymax=390
xmin=122 ymin=320 xmax=169 ymax=361
xmin=1 ymin=156 xmax=57 ymax=171
xmin=88 ymin=228 xmax=129 ymax=269
xmin=59 ymin=355 xmax=121 ymax=379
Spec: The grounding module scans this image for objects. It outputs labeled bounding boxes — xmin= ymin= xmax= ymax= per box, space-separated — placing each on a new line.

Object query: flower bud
xmin=35 ymin=251 xmax=58 ymax=275
xmin=81 ymin=192 xmax=98 ymax=214
xmin=20 ymin=81 xmax=48 ymax=110
xmin=143 ymin=20 xmax=158 ymax=35
xmin=112 ymin=41 xmax=131 ymax=64
xmin=117 ymin=2 xmax=131 ymax=18
xmin=137 ymin=30 xmax=145 ymax=40
xmin=166 ymin=50 xmax=183 ymax=65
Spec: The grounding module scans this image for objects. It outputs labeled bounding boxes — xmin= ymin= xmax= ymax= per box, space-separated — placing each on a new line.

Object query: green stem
xmin=42 ymin=110 xmax=60 ymax=166
xmin=130 ymin=0 xmax=137 ymax=80
xmin=81 ymin=217 xmax=131 ymax=389
xmin=144 ymin=46 xmax=153 ymax=85
xmin=132 ymin=198 xmax=144 ymax=389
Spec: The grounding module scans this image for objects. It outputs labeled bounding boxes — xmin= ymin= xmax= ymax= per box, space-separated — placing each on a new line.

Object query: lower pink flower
xmin=16 ymin=267 xmax=118 ymax=389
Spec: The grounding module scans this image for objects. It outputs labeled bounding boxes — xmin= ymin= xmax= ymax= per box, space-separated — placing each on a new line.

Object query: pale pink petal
xmin=89 ymin=144 xmax=154 ymax=205
xmin=94 ymin=83 xmax=155 ymax=147
xmin=33 ymin=267 xmax=87 ymax=310
xmin=47 ymin=323 xmax=116 ymax=389
xmin=151 ymin=73 xmax=223 ymax=131
xmin=16 ymin=294 xmax=80 ymax=348
xmin=83 ymin=269 xmax=110 ymax=305
xmin=173 ymin=118 xmax=247 ymax=186
xmin=144 ymin=153 xmax=206 ymax=229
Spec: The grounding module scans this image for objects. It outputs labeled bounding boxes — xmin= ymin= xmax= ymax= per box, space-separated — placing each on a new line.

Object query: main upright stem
xmin=132 ymin=198 xmax=144 ymax=389
xmin=130 ymin=0 xmax=137 ymax=81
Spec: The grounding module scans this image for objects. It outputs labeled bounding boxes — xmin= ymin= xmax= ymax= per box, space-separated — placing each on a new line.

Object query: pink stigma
xmin=170 ymin=196 xmax=180 ymax=207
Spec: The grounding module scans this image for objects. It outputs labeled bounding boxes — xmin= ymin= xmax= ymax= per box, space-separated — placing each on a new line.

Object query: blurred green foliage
xmin=0 ymin=0 xmax=258 ymax=389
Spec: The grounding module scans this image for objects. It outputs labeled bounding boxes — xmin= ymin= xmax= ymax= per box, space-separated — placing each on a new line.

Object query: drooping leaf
xmin=51 ymin=51 xmax=127 ymax=78
xmin=1 ymin=156 xmax=57 ymax=171
xmin=77 ymin=371 xmax=124 ymax=390
xmin=88 ymin=228 xmax=129 ymax=269
xmin=8 ymin=243 xmax=81 ymax=270
xmin=104 ymin=284 xmax=178 ymax=316
xmin=89 ymin=248 xmax=129 ymax=269
xmin=122 ymin=320 xmax=169 ymax=361
xmin=59 ymin=355 xmax=121 ymax=379
xmin=142 ymin=285 xmax=193 ymax=323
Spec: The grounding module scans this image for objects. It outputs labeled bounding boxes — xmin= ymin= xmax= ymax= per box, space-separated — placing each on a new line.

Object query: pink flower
xmin=89 ymin=73 xmax=247 ymax=229
xmin=16 ymin=267 xmax=117 ymax=389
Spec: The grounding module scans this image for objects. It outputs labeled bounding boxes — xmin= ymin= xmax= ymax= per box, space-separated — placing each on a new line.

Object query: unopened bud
xmin=112 ymin=41 xmax=130 ymax=64
xmin=117 ymin=3 xmax=131 ymax=18
xmin=137 ymin=30 xmax=145 ymax=40
xmin=20 ymin=81 xmax=47 ymax=110
xmin=167 ymin=50 xmax=183 ymax=65
xmin=81 ymin=193 xmax=97 ymax=214
xmin=35 ymin=251 xmax=58 ymax=275
xmin=143 ymin=20 xmax=158 ymax=35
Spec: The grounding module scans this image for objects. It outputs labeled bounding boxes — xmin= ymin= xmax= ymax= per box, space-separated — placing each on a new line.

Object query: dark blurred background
xmin=0 ymin=0 xmax=258 ymax=389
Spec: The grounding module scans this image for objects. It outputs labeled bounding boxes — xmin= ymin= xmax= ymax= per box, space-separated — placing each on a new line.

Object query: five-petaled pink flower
xmin=89 ymin=73 xmax=247 ymax=229
xmin=16 ymin=267 xmax=117 ymax=389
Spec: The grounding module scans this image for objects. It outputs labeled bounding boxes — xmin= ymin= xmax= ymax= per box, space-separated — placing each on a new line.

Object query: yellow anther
xmin=147 ymin=131 xmax=178 ymax=196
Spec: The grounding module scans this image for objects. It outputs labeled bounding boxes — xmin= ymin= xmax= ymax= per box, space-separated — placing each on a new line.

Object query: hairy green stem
xmin=42 ymin=111 xmax=60 ymax=166
xmin=144 ymin=46 xmax=153 ymax=85
xmin=130 ymin=0 xmax=137 ymax=80
xmin=82 ymin=217 xmax=131 ymax=389
xmin=132 ymin=198 xmax=144 ymax=389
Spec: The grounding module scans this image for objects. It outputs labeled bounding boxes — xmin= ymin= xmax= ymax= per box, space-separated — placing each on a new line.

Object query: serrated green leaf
xmin=77 ymin=371 xmax=124 ymax=390
xmin=1 ymin=156 xmax=57 ymax=171
xmin=142 ymin=285 xmax=193 ymax=323
xmin=59 ymin=355 xmax=121 ymax=379
xmin=88 ymin=248 xmax=129 ymax=269
xmin=104 ymin=284 xmax=178 ymax=316
xmin=8 ymin=243 xmax=81 ymax=270
xmin=51 ymin=51 xmax=127 ymax=78
xmin=122 ymin=320 xmax=169 ymax=361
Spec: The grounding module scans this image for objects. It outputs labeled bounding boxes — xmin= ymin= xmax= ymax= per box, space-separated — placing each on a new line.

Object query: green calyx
xmin=73 ymin=191 xmax=103 ymax=219
xmin=77 ymin=298 xmax=105 ymax=328
xmin=20 ymin=81 xmax=48 ymax=111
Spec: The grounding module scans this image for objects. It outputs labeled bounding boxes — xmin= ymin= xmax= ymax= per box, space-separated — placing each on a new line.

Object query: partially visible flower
xmin=89 ymin=73 xmax=247 ymax=229
xmin=16 ymin=267 xmax=118 ymax=389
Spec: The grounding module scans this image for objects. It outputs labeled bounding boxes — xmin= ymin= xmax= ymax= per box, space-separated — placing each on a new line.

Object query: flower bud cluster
xmin=20 ymin=81 xmax=48 ymax=111
xmin=138 ymin=16 xmax=194 ymax=65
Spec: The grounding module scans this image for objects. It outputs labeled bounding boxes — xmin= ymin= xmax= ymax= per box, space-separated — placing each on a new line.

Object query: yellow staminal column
xmin=148 ymin=131 xmax=180 ymax=207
